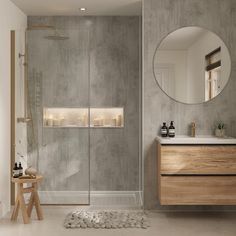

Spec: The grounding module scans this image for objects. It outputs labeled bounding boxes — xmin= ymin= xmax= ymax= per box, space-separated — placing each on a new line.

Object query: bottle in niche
xmin=19 ymin=162 xmax=23 ymax=177
xmin=13 ymin=162 xmax=19 ymax=178
xmin=161 ymin=122 xmax=168 ymax=137
xmin=168 ymin=121 xmax=175 ymax=138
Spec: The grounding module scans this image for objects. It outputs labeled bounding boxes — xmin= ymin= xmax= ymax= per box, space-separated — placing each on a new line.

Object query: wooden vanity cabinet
xmin=157 ymin=142 xmax=236 ymax=205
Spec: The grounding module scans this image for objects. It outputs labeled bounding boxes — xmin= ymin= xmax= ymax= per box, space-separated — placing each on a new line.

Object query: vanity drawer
xmin=160 ymin=176 xmax=236 ymax=205
xmin=160 ymin=145 xmax=236 ymax=175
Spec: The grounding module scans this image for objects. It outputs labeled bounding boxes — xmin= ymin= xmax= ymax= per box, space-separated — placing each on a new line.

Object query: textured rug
xmin=64 ymin=210 xmax=149 ymax=229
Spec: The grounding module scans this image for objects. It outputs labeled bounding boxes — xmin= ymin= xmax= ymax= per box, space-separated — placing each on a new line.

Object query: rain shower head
xmin=44 ymin=30 xmax=69 ymax=40
xmin=45 ymin=35 xmax=69 ymax=40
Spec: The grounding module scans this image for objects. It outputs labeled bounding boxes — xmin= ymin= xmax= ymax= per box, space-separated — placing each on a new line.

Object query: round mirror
xmin=153 ymin=27 xmax=231 ymax=104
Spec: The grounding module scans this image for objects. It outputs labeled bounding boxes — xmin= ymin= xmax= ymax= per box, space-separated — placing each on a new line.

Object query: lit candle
xmin=111 ymin=118 xmax=117 ymax=127
xmin=117 ymin=115 xmax=122 ymax=127
xmin=93 ymin=118 xmax=100 ymax=126
xmin=53 ymin=119 xmax=60 ymax=126
xmin=47 ymin=115 xmax=54 ymax=126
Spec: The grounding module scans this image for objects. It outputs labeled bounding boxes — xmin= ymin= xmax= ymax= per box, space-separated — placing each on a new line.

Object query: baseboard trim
xmin=39 ymin=191 xmax=142 ymax=207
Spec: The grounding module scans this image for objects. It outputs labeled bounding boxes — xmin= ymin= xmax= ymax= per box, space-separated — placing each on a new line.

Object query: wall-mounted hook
xmin=19 ymin=53 xmax=25 ymax=58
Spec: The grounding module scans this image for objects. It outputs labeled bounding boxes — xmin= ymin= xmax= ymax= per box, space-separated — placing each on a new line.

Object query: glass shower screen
xmin=26 ymin=28 xmax=90 ymax=204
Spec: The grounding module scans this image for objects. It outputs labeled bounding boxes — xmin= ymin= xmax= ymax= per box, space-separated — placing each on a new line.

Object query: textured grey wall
xmin=27 ymin=17 xmax=141 ymax=193
xmin=143 ymin=0 xmax=236 ymax=209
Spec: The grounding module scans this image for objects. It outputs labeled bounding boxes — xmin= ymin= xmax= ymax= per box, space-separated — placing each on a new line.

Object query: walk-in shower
xmin=26 ymin=25 xmax=90 ymax=205
xmin=17 ymin=16 xmax=142 ymax=207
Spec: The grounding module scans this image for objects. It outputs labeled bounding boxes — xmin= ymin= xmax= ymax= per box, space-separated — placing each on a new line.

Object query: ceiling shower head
xmin=27 ymin=25 xmax=55 ymax=30
xmin=45 ymin=35 xmax=69 ymax=40
xmin=44 ymin=30 xmax=69 ymax=40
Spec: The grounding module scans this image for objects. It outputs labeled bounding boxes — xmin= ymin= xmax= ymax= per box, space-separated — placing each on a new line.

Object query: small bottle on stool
xmin=13 ymin=163 xmax=19 ymax=178
xmin=19 ymin=162 xmax=23 ymax=177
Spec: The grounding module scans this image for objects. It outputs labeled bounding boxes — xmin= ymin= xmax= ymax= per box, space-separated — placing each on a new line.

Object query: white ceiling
xmin=159 ymin=27 xmax=208 ymax=50
xmin=10 ymin=0 xmax=142 ymax=16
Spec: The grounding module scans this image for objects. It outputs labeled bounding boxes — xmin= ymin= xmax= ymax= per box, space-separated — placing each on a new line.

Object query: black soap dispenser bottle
xmin=13 ymin=162 xmax=19 ymax=178
xmin=19 ymin=162 xmax=23 ymax=177
xmin=161 ymin=122 xmax=168 ymax=137
xmin=168 ymin=121 xmax=175 ymax=138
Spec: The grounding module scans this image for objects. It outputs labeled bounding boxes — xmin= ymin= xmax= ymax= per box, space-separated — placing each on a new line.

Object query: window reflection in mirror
xmin=205 ymin=47 xmax=221 ymax=101
xmin=153 ymin=27 xmax=231 ymax=104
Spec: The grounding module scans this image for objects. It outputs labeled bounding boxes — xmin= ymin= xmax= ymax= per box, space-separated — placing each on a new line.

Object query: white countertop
xmin=156 ymin=135 xmax=236 ymax=145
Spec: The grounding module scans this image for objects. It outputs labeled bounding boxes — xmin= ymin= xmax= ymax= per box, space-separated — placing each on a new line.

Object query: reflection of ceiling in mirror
xmin=159 ymin=27 xmax=208 ymax=50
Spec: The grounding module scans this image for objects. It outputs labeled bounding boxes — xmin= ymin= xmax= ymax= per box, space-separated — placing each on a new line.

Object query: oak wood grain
xmin=157 ymin=142 xmax=162 ymax=201
xmin=11 ymin=176 xmax=43 ymax=223
xmin=160 ymin=176 xmax=236 ymax=205
xmin=157 ymin=142 xmax=236 ymax=205
xmin=12 ymin=175 xmax=43 ymax=184
xmin=161 ymin=145 xmax=236 ymax=175
xmin=18 ymin=183 xmax=30 ymax=224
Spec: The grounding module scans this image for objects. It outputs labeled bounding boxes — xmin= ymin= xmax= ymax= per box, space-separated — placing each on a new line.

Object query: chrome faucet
xmin=191 ymin=122 xmax=196 ymax=137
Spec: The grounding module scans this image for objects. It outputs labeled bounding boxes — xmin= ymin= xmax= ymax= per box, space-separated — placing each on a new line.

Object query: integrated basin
xmin=156 ymin=135 xmax=236 ymax=145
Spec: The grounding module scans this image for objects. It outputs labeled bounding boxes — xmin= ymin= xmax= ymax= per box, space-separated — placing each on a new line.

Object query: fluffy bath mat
xmin=64 ymin=210 xmax=149 ymax=229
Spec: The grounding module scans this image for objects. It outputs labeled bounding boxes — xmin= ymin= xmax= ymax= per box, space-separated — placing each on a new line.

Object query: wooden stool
xmin=11 ymin=175 xmax=43 ymax=224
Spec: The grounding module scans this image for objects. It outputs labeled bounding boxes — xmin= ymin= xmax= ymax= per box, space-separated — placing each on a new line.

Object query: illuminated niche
xmin=43 ymin=107 xmax=124 ymax=128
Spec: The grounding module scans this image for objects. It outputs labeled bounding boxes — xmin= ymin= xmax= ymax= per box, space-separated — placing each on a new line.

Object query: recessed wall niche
xmin=43 ymin=107 xmax=124 ymax=128
xmin=90 ymin=108 xmax=124 ymax=128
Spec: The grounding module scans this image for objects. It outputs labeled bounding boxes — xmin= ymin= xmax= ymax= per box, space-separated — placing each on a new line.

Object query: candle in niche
xmin=53 ymin=119 xmax=60 ymax=126
xmin=93 ymin=117 xmax=104 ymax=126
xmin=117 ymin=115 xmax=122 ymax=127
xmin=59 ymin=116 xmax=65 ymax=126
xmin=47 ymin=115 xmax=54 ymax=126
xmin=111 ymin=118 xmax=117 ymax=127
xmin=93 ymin=118 xmax=100 ymax=126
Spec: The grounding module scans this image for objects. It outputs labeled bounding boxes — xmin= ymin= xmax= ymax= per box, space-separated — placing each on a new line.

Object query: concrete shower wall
xmin=143 ymin=0 xmax=236 ymax=209
xmin=27 ymin=17 xmax=141 ymax=195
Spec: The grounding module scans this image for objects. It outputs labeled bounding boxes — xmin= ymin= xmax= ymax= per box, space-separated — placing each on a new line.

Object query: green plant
xmin=217 ymin=122 xmax=225 ymax=130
